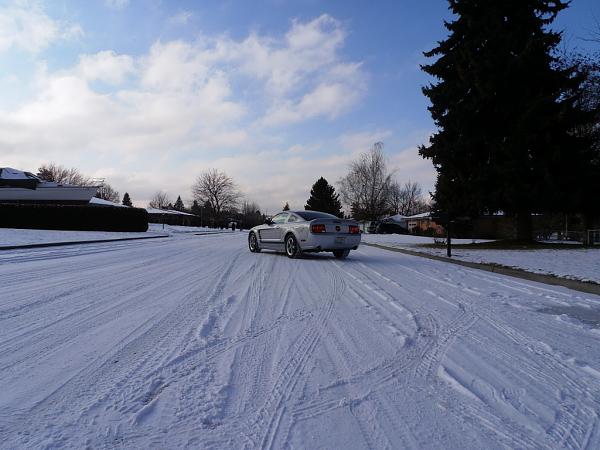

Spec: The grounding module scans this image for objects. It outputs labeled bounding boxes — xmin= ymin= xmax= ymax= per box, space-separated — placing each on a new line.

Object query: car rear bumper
xmin=300 ymin=233 xmax=361 ymax=252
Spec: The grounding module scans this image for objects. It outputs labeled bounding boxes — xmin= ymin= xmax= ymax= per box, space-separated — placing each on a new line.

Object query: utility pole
xmin=446 ymin=221 xmax=452 ymax=258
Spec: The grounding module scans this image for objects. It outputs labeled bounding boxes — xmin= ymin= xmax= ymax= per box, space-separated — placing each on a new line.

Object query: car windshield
xmin=296 ymin=211 xmax=338 ymax=220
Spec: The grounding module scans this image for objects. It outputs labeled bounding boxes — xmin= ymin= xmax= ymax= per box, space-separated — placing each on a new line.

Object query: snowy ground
xmin=2 ymin=233 xmax=600 ymax=449
xmin=0 ymin=225 xmax=236 ymax=247
xmin=0 ymin=228 xmax=163 ymax=247
xmin=364 ymin=234 xmax=600 ymax=284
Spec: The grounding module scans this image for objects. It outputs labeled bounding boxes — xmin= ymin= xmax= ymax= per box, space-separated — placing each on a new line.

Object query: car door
xmin=259 ymin=213 xmax=288 ymax=243
xmin=287 ymin=213 xmax=308 ymax=242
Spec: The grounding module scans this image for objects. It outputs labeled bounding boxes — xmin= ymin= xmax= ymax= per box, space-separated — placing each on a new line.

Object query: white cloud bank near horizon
xmin=0 ymin=3 xmax=435 ymax=212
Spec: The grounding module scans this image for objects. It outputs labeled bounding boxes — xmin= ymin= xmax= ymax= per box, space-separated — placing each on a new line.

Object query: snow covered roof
xmin=407 ymin=212 xmax=433 ymax=219
xmin=383 ymin=214 xmax=408 ymax=223
xmin=89 ymin=197 xmax=127 ymax=207
xmin=0 ymin=167 xmax=39 ymax=180
xmin=146 ymin=208 xmax=196 ymax=216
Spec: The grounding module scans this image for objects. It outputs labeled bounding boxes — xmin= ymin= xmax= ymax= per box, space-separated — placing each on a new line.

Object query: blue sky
xmin=1 ymin=0 xmax=598 ymax=212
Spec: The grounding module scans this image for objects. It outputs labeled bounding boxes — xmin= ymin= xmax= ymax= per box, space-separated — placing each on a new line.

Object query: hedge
xmin=0 ymin=204 xmax=148 ymax=232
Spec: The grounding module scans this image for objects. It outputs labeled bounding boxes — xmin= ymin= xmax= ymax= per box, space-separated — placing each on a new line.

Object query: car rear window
xmin=296 ymin=211 xmax=338 ymax=220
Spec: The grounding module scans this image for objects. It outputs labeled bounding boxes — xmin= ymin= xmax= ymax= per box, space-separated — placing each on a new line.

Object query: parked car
xmin=374 ymin=221 xmax=409 ymax=234
xmin=248 ymin=210 xmax=361 ymax=259
xmin=367 ymin=221 xmax=379 ymax=234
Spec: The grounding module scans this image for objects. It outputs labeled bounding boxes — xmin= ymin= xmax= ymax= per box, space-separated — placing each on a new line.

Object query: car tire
xmin=285 ymin=233 xmax=301 ymax=259
xmin=248 ymin=232 xmax=260 ymax=253
xmin=333 ymin=249 xmax=350 ymax=259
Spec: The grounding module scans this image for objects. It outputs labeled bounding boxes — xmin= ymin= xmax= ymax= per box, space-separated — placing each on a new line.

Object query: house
xmin=146 ymin=208 xmax=200 ymax=226
xmin=406 ymin=212 xmax=445 ymax=236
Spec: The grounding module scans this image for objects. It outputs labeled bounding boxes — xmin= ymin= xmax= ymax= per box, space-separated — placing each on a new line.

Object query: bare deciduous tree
xmin=338 ymin=142 xmax=393 ymax=221
xmin=37 ymin=163 xmax=94 ymax=186
xmin=241 ymin=200 xmax=263 ymax=228
xmin=95 ymin=183 xmax=120 ymax=203
xmin=192 ymin=169 xmax=240 ymax=217
xmin=148 ymin=191 xmax=171 ymax=209
xmin=241 ymin=200 xmax=261 ymax=217
xmin=387 ymin=181 xmax=404 ymax=216
xmin=388 ymin=180 xmax=427 ymax=216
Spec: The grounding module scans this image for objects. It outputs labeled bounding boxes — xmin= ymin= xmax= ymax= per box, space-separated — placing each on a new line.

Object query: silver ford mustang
xmin=248 ymin=210 xmax=361 ymax=259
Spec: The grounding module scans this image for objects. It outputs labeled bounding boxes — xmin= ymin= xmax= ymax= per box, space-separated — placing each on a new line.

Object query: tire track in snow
xmin=414 ymin=302 xmax=478 ymax=381
xmin=377 ymin=253 xmax=600 ymax=449
xmin=2 ymin=241 xmax=241 ymax=448
xmin=241 ymin=263 xmax=344 ymax=450
xmin=316 ymin=261 xmax=438 ymax=394
xmin=0 ymin=254 xmax=211 ymax=377
xmin=328 ymin=257 xmax=555 ymax=448
xmin=475 ymin=318 xmax=600 ymax=449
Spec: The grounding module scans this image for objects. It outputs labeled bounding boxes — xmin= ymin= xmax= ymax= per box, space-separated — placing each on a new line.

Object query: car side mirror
xmin=265 ymin=217 xmax=273 ymax=225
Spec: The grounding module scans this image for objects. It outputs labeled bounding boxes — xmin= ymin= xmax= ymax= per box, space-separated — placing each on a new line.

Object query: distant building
xmin=406 ymin=212 xmax=445 ymax=236
xmin=146 ymin=208 xmax=200 ymax=226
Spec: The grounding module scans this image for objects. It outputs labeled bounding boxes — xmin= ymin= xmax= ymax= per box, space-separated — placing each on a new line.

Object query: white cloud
xmin=0 ymin=14 xmax=376 ymax=210
xmin=168 ymin=10 xmax=193 ymax=26
xmin=141 ymin=40 xmax=209 ymax=91
xmin=240 ymin=14 xmax=347 ymax=96
xmin=105 ymin=0 xmax=129 ymax=10
xmin=62 ymin=23 xmax=84 ymax=41
xmin=0 ymin=1 xmax=82 ymax=53
xmin=193 ymin=14 xmax=365 ymax=124
xmin=78 ymin=50 xmax=135 ymax=85
xmin=262 ymin=76 xmax=364 ymax=126
xmin=339 ymin=130 xmax=393 ymax=154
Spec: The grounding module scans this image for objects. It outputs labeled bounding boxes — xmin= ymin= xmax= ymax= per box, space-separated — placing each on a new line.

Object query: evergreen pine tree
xmin=305 ymin=177 xmax=343 ymax=217
xmin=419 ymin=0 xmax=589 ymax=240
xmin=191 ymin=200 xmax=201 ymax=216
xmin=122 ymin=192 xmax=132 ymax=207
xmin=203 ymin=200 xmax=215 ymax=225
xmin=173 ymin=195 xmax=185 ymax=211
xmin=283 ymin=202 xmax=290 ymax=211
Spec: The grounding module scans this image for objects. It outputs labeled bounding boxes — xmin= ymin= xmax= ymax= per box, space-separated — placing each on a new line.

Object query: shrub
xmin=0 ymin=204 xmax=148 ymax=232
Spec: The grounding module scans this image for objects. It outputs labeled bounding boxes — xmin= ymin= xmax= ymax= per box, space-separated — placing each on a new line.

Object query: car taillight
xmin=349 ymin=225 xmax=359 ymax=234
xmin=311 ymin=224 xmax=326 ymax=233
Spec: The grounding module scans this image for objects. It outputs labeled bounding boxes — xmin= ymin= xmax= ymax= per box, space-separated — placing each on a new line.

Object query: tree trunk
xmin=582 ymin=213 xmax=593 ymax=247
xmin=515 ymin=212 xmax=532 ymax=242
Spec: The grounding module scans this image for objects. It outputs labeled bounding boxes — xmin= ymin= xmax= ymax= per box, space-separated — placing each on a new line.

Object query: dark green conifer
xmin=173 ymin=195 xmax=185 ymax=211
xmin=420 ymin=0 xmax=591 ymax=240
xmin=122 ymin=192 xmax=133 ymax=207
xmin=305 ymin=177 xmax=343 ymax=217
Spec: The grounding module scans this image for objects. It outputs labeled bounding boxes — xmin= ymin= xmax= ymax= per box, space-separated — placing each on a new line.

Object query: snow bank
xmin=147 ymin=224 xmax=241 ymax=234
xmin=0 ymin=228 xmax=162 ymax=247
xmin=363 ymin=234 xmax=600 ymax=284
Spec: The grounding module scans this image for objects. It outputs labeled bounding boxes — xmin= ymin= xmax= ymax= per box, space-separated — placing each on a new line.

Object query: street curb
xmin=363 ymin=242 xmax=600 ymax=296
xmin=194 ymin=231 xmax=238 ymax=236
xmin=0 ymin=234 xmax=170 ymax=251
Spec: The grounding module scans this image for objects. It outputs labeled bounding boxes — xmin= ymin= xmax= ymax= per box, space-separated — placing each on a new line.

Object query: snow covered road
xmin=1 ymin=233 xmax=600 ymax=449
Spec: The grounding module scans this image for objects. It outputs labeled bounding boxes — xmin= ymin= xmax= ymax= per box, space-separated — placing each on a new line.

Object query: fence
xmin=535 ymin=229 xmax=600 ymax=246
xmin=535 ymin=230 xmax=584 ymax=243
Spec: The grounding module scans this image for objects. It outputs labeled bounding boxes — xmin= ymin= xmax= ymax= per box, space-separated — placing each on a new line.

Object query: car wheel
xmin=285 ymin=234 xmax=300 ymax=258
xmin=333 ymin=249 xmax=350 ymax=259
xmin=248 ymin=232 xmax=260 ymax=253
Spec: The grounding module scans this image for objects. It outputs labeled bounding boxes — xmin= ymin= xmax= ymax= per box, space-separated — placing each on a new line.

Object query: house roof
xmin=407 ymin=212 xmax=432 ymax=219
xmin=146 ymin=207 xmax=196 ymax=216
xmin=89 ymin=197 xmax=127 ymax=207
xmin=384 ymin=214 xmax=408 ymax=223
